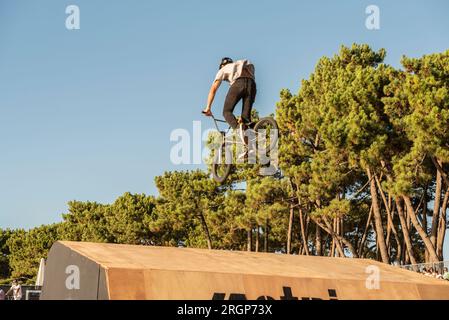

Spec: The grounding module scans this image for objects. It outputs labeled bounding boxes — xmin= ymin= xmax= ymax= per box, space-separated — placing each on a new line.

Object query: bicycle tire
xmin=211 ymin=142 xmax=232 ymax=184
xmin=253 ymin=117 xmax=279 ymax=152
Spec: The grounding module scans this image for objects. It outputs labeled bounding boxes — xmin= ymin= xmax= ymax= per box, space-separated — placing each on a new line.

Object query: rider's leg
xmin=223 ymin=80 xmax=245 ymax=129
xmin=239 ymin=79 xmax=257 ymax=160
xmin=241 ymin=78 xmax=257 ymax=127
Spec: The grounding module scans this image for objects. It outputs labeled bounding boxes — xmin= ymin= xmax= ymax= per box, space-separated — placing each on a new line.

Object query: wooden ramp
xmin=41 ymin=241 xmax=449 ymax=300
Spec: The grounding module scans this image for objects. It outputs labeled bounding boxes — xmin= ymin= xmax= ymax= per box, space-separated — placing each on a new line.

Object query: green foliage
xmin=0 ymin=229 xmax=13 ymax=279
xmin=7 ymin=224 xmax=60 ymax=282
xmin=152 ymin=170 xmax=224 ymax=248
xmin=276 ymin=44 xmax=449 ymax=262
xmin=245 ymin=177 xmax=289 ymax=225
xmin=311 ymin=199 xmax=351 ymax=219
xmin=211 ymin=191 xmax=247 ymax=250
xmin=276 ymin=43 xmax=388 ymax=215
xmin=106 ymin=193 xmax=157 ymax=244
xmin=59 ymin=201 xmax=111 ymax=242
xmin=383 ymin=50 xmax=449 ymax=195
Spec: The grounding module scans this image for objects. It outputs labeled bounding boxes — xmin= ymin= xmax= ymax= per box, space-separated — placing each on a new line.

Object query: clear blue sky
xmin=1 ymin=0 xmax=448 ymax=257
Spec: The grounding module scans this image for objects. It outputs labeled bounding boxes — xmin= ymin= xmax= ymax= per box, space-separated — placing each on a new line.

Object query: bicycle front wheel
xmin=211 ymin=142 xmax=232 ymax=184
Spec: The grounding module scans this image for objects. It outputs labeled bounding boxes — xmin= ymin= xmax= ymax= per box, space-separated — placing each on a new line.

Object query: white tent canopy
xmin=35 ymin=258 xmax=45 ymax=287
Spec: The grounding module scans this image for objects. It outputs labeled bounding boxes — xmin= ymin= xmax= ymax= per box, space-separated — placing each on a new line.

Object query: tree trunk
xmin=437 ymin=188 xmax=449 ymax=260
xmin=298 ymin=205 xmax=309 ymax=255
xmin=405 ymin=250 xmax=410 ymax=265
xmin=247 ymin=229 xmax=252 ymax=252
xmin=386 ymin=218 xmax=391 ymax=257
xmin=314 ymin=218 xmax=345 ymax=257
xmin=371 ymin=220 xmax=380 ymax=261
xmin=396 ymin=198 xmax=417 ymax=265
xmin=316 ymin=216 xmax=359 ymax=258
xmin=375 ymin=174 xmax=401 ymax=262
xmin=340 ymin=217 xmax=344 ymax=237
xmin=358 ymin=205 xmax=373 ymax=257
xmin=302 ymin=216 xmax=311 ymax=255
xmin=378 ymin=161 xmax=407 ymax=263
xmin=315 ymin=225 xmax=322 ymax=256
xmin=255 ymin=226 xmax=259 ymax=252
xmin=401 ymin=233 xmax=407 ymax=265
xmin=198 ymin=212 xmax=213 ymax=250
xmin=367 ymin=167 xmax=389 ymax=263
xmin=403 ymin=196 xmax=439 ymax=262
xmin=331 ymin=218 xmax=337 ymax=257
xmin=264 ymin=219 xmax=269 ymax=252
xmin=314 ymin=199 xmax=323 ymax=256
xmin=390 ymin=205 xmax=402 ymax=263
xmin=431 ymin=161 xmax=443 ymax=248
xmin=431 ymin=156 xmax=449 ymax=188
xmin=287 ymin=204 xmax=294 ymax=254
xmin=423 ymin=191 xmax=429 ymax=263
xmin=337 ymin=218 xmax=342 ymax=257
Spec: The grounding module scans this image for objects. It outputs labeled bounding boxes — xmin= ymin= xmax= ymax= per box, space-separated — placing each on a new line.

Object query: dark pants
xmin=223 ymin=77 xmax=257 ymax=129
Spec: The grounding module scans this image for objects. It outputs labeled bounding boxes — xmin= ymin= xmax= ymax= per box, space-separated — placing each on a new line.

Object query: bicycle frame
xmin=209 ymin=114 xmax=263 ymax=149
xmin=206 ymin=112 xmax=279 ymax=181
xmin=210 ymin=114 xmax=229 ymax=133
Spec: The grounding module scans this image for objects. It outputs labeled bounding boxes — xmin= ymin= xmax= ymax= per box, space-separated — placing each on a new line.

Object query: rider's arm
xmin=204 ymin=80 xmax=221 ymax=113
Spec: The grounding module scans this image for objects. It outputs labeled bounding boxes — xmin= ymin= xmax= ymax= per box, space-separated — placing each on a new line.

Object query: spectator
xmin=422 ymin=268 xmax=431 ymax=277
xmin=6 ymin=280 xmax=22 ymax=300
xmin=431 ymin=268 xmax=438 ymax=278
xmin=443 ymin=267 xmax=449 ymax=281
xmin=0 ymin=288 xmax=5 ymax=300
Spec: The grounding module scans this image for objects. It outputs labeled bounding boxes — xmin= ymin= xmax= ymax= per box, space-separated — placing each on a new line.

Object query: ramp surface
xmin=41 ymin=241 xmax=449 ymax=300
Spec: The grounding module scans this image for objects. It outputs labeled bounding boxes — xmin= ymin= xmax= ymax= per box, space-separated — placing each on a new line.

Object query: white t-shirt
xmin=214 ymin=59 xmax=255 ymax=86
xmin=11 ymin=284 xmax=22 ymax=300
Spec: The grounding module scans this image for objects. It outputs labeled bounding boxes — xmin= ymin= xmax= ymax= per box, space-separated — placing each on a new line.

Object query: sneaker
xmin=237 ymin=148 xmax=256 ymax=161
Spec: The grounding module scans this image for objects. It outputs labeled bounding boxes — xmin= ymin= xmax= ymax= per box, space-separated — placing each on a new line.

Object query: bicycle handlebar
xmin=201 ymin=111 xmax=227 ymax=123
xmin=202 ymin=111 xmax=229 ymax=133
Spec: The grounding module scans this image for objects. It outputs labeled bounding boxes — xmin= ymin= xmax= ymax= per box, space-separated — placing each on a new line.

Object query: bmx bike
xmin=202 ymin=111 xmax=279 ymax=183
